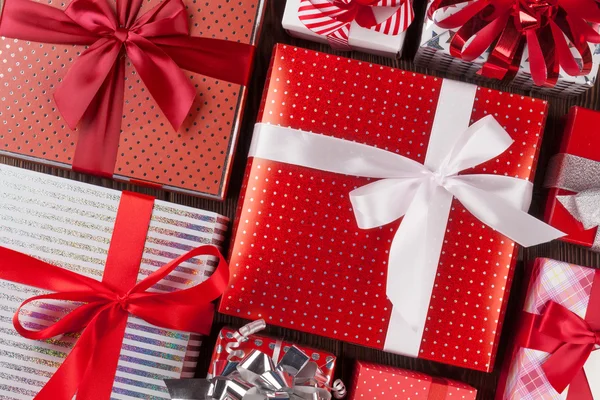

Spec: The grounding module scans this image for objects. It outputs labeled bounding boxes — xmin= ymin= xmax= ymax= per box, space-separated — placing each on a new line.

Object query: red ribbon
xmin=428 ymin=377 xmax=449 ymax=400
xmin=538 ymin=301 xmax=600 ymax=394
xmin=0 ymin=0 xmax=255 ymax=177
xmin=516 ymin=269 xmax=600 ymax=399
xmin=0 ymin=191 xmax=229 ymax=400
xmin=428 ymin=0 xmax=600 ymax=87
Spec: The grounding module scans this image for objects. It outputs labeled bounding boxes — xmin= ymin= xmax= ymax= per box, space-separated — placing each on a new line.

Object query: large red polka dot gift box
xmin=220 ymin=44 xmax=564 ymax=372
xmin=544 ymin=107 xmax=600 ymax=252
xmin=349 ymin=361 xmax=477 ymax=400
xmin=496 ymin=258 xmax=600 ymax=400
xmin=0 ymin=0 xmax=265 ymax=200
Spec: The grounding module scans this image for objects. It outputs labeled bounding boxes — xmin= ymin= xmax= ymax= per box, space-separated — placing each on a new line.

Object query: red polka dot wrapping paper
xmin=349 ymin=361 xmax=477 ymax=400
xmin=0 ymin=0 xmax=265 ymax=200
xmin=220 ymin=44 xmax=549 ymax=372
xmin=208 ymin=327 xmax=337 ymax=386
xmin=544 ymin=107 xmax=600 ymax=250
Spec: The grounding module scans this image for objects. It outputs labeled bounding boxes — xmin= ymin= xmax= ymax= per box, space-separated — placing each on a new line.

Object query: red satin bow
xmin=0 ymin=0 xmax=255 ymax=176
xmin=0 ymin=192 xmax=229 ymax=400
xmin=538 ymin=301 xmax=600 ymax=394
xmin=428 ymin=0 xmax=600 ymax=87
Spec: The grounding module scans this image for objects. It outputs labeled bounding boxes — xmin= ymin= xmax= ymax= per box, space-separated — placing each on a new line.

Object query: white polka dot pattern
xmin=0 ymin=0 xmax=264 ymax=199
xmin=348 ymin=361 xmax=477 ymax=400
xmin=221 ymin=44 xmax=548 ymax=372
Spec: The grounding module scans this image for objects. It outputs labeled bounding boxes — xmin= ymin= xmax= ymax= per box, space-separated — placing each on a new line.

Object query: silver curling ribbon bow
xmin=165 ymin=320 xmax=346 ymax=400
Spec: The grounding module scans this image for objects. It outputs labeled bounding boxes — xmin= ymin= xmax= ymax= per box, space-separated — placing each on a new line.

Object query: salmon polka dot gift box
xmin=0 ymin=0 xmax=265 ymax=200
xmin=220 ymin=44 xmax=564 ymax=372
xmin=349 ymin=361 xmax=477 ymax=400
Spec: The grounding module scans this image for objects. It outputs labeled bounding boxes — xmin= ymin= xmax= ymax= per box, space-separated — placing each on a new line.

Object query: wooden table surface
xmin=3 ymin=0 xmax=600 ymax=399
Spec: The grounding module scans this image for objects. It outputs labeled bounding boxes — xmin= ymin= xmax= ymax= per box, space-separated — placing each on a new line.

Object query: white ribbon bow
xmin=249 ymin=79 xmax=564 ymax=356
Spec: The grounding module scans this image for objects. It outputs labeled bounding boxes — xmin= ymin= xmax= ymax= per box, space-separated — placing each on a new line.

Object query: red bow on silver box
xmin=428 ymin=0 xmax=600 ymax=87
xmin=298 ymin=0 xmax=414 ymax=50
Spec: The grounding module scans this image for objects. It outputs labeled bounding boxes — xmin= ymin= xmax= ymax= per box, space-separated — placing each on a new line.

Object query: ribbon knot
xmin=113 ymin=27 xmax=129 ymax=43
xmin=116 ymin=293 xmax=130 ymax=310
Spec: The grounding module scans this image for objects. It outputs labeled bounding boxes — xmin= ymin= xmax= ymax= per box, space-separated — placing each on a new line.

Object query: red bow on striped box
xmin=298 ymin=0 xmax=414 ymax=50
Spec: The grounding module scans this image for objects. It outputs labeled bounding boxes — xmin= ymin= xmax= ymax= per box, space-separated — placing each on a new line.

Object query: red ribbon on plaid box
xmin=506 ymin=260 xmax=600 ymax=400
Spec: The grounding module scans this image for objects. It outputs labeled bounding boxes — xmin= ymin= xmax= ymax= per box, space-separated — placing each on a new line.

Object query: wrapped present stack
xmin=221 ymin=44 xmax=563 ymax=372
xmin=415 ymin=0 xmax=600 ymax=97
xmin=0 ymin=0 xmax=266 ymax=200
xmin=4 ymin=0 xmax=600 ymax=394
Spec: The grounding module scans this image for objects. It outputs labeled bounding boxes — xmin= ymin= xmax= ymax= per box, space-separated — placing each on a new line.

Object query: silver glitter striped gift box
xmin=0 ymin=164 xmax=228 ymax=400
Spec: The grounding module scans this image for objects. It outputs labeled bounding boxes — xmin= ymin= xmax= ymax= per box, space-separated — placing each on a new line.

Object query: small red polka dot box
xmin=544 ymin=107 xmax=600 ymax=253
xmin=208 ymin=326 xmax=337 ymax=387
xmin=349 ymin=361 xmax=477 ymax=400
xmin=221 ymin=44 xmax=563 ymax=372
xmin=496 ymin=258 xmax=600 ymax=400
xmin=0 ymin=0 xmax=266 ymax=200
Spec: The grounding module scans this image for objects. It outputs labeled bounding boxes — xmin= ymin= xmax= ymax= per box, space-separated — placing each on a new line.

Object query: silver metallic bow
xmin=546 ymin=153 xmax=600 ymax=250
xmin=166 ymin=346 xmax=334 ymax=400
xmin=165 ymin=320 xmax=345 ymax=400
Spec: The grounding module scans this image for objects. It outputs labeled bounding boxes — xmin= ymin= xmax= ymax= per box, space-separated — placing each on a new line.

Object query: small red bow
xmin=428 ymin=0 xmax=600 ymax=87
xmin=538 ymin=301 xmax=600 ymax=393
xmin=299 ymin=0 xmax=414 ymax=50
xmin=0 ymin=0 xmax=255 ymax=176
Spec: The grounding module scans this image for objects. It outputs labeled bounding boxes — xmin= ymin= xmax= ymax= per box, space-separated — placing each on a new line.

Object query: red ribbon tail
xmin=542 ymin=342 xmax=595 ymax=394
xmin=32 ymin=318 xmax=99 ymax=400
xmin=76 ymin=307 xmax=129 ymax=400
xmin=72 ymin=56 xmax=126 ymax=177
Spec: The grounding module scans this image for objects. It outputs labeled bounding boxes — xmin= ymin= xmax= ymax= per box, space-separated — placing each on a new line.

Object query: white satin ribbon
xmin=249 ymin=79 xmax=564 ymax=356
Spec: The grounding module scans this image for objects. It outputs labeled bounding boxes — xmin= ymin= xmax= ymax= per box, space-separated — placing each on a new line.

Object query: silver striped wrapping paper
xmin=0 ymin=164 xmax=228 ymax=400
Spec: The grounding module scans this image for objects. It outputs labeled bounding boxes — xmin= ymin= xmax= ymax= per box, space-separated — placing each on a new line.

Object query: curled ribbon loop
xmin=298 ymin=0 xmax=414 ymax=50
xmin=166 ymin=321 xmax=346 ymax=400
xmin=538 ymin=301 xmax=600 ymax=394
xmin=428 ymin=0 xmax=600 ymax=87
xmin=0 ymin=0 xmax=255 ymax=176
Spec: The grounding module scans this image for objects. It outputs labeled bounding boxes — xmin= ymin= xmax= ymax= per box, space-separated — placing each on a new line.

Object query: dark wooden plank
xmin=3 ymin=0 xmax=600 ymax=398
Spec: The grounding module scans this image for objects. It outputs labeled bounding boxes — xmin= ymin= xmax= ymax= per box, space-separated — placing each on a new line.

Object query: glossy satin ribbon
xmin=428 ymin=378 xmax=449 ymax=400
xmin=298 ymin=0 xmax=414 ymax=50
xmin=248 ymin=79 xmax=564 ymax=358
xmin=427 ymin=0 xmax=600 ymax=87
xmin=0 ymin=0 xmax=255 ymax=176
xmin=0 ymin=191 xmax=230 ymax=400
xmin=517 ymin=269 xmax=600 ymax=399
